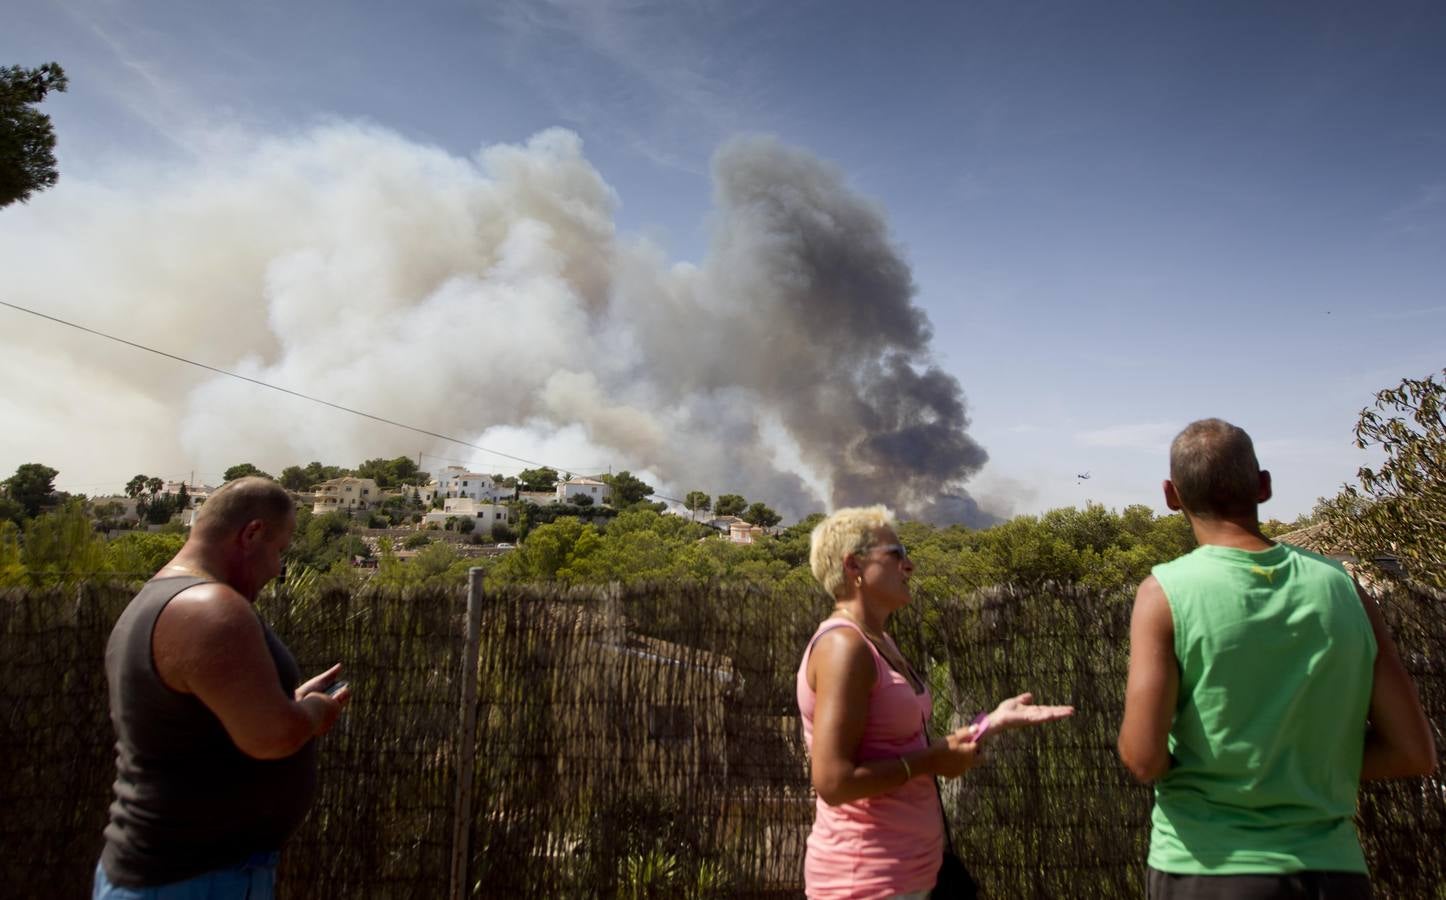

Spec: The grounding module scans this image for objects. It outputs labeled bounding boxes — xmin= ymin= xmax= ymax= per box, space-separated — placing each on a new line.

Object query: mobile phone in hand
xmin=322 ymin=680 xmax=349 ymax=697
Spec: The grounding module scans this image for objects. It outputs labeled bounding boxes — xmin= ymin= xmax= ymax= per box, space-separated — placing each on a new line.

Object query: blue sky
xmin=3 ymin=1 xmax=1444 ymax=521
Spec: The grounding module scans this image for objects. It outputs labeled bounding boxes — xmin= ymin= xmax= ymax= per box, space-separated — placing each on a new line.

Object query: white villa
xmin=312 ymin=476 xmax=381 ymax=514
xmin=421 ymin=496 xmax=512 ymax=529
xmin=557 ymin=476 xmax=611 ymax=505
xmin=434 ymin=466 xmax=512 ymax=503
xmin=158 ymin=481 xmax=215 ymax=508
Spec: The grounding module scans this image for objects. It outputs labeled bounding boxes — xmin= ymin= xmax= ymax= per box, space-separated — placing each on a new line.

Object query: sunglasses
xmin=870 ymin=543 xmax=909 ymax=561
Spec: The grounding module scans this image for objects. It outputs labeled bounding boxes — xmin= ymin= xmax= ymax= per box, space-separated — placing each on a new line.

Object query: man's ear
xmin=1258 ymin=470 xmax=1273 ymax=504
xmin=239 ymin=519 xmax=267 ymax=548
xmin=1162 ymin=479 xmax=1182 ymax=512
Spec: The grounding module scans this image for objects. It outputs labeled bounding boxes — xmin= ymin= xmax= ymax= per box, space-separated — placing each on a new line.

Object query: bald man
xmin=1119 ymin=419 xmax=1436 ymax=900
xmin=94 ymin=477 xmax=351 ymax=900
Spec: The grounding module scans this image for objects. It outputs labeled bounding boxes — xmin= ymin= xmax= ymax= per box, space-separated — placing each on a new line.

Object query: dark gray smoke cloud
xmin=684 ymin=137 xmax=991 ymax=523
xmin=0 ymin=126 xmax=996 ymax=524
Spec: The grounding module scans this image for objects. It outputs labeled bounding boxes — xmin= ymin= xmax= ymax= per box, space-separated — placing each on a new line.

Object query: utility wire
xmin=1 ymin=299 xmax=687 ymax=504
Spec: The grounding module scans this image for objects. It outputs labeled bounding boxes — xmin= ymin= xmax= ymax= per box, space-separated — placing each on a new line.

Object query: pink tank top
xmin=797 ymin=619 xmax=943 ymax=899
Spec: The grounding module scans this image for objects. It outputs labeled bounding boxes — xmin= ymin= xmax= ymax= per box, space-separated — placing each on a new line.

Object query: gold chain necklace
xmin=833 ymin=605 xmax=888 ymax=643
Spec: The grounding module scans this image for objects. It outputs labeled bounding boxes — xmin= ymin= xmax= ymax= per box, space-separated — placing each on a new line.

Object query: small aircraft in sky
xmin=1076 ymin=471 xmax=1091 ymax=482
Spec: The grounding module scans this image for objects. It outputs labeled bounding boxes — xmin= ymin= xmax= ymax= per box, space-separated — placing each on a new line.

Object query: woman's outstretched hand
xmin=982 ymin=692 xmax=1075 ymax=736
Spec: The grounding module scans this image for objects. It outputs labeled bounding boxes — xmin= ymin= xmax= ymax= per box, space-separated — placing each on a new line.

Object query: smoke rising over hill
xmin=0 ymin=125 xmax=993 ymax=523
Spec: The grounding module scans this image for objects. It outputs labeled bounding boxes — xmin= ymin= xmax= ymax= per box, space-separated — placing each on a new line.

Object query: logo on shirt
xmin=1250 ymin=565 xmax=1277 ymax=584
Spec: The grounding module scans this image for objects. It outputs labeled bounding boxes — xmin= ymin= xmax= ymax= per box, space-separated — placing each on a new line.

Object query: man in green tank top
xmin=1118 ymin=419 xmax=1436 ymax=900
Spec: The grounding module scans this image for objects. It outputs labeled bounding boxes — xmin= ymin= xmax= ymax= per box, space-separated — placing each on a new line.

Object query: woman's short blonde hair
xmin=809 ymin=505 xmax=895 ymax=598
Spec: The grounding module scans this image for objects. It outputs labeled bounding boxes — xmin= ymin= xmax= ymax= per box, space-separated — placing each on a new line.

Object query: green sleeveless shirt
xmin=1148 ymin=542 xmax=1376 ymax=874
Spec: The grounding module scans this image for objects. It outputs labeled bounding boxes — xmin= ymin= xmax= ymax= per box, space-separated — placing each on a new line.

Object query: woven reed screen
xmin=2 ymin=579 xmax=1440 ymax=898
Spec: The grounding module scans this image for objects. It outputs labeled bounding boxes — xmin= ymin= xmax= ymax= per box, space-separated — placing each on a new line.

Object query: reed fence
xmin=2 ymin=578 xmax=1441 ymax=898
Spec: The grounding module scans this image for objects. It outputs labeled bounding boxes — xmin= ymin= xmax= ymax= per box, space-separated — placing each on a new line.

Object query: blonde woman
xmin=797 ymin=506 xmax=1073 ymax=899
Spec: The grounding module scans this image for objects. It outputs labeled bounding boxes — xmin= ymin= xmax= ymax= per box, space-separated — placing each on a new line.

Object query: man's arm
xmin=1118 ymin=575 xmax=1178 ymax=783
xmin=153 ymin=583 xmax=345 ymax=760
xmin=1357 ymin=584 xmax=1437 ymax=781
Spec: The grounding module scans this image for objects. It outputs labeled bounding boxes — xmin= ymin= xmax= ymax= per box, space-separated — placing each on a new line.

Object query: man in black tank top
xmin=95 ymin=477 xmax=351 ymax=899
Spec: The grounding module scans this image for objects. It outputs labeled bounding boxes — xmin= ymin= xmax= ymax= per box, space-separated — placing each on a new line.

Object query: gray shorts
xmin=1148 ymin=867 xmax=1372 ymax=900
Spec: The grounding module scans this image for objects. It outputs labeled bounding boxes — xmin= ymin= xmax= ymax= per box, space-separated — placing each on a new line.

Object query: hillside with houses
xmin=85 ymin=464 xmax=775 ymax=547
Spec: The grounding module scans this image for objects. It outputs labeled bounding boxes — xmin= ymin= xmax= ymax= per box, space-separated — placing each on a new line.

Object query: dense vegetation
xmin=0 ymin=493 xmax=1203 ymax=596
xmin=3 ymin=369 xmax=1441 ymax=596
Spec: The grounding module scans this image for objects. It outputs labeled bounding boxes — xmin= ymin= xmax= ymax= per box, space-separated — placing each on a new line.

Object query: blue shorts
xmin=92 ymin=853 xmax=280 ymax=900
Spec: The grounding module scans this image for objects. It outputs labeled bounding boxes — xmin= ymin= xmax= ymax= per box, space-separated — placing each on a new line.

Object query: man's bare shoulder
xmin=1135 ymin=574 xmax=1167 ymax=604
xmin=1131 ymin=575 xmax=1174 ymax=635
xmin=161 ymin=580 xmax=256 ymax=626
xmin=153 ymin=581 xmax=264 ymax=691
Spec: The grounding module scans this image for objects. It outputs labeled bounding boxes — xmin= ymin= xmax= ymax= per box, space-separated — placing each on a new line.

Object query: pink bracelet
xmin=969 ymin=712 xmax=991 ymax=741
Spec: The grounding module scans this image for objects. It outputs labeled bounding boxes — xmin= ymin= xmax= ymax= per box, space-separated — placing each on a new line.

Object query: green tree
xmin=1041 ymin=503 xmax=1121 ymax=555
xmin=106 ymin=531 xmax=186 ymax=576
xmin=286 ymin=509 xmax=363 ymax=572
xmin=92 ymin=499 xmax=126 ymax=531
xmin=354 ymin=458 xmax=394 ymax=487
xmin=489 ymin=517 xmax=597 ymax=582
xmin=1330 ymin=368 xmax=1446 ymax=592
xmin=714 ymin=494 xmax=747 ymax=517
xmin=21 ymin=500 xmax=107 ymax=583
xmin=2 ymin=462 xmax=59 ymax=518
xmin=517 ymin=467 xmax=561 ymax=492
xmin=742 ymin=502 xmax=781 ymax=528
xmin=491 ymin=522 xmax=517 ymax=543
xmin=125 ymin=474 xmax=149 ymax=500
xmin=0 ymin=63 xmax=68 ymax=208
xmin=772 ymin=513 xmax=825 ymax=567
xmin=683 ymin=491 xmax=711 ymax=520
xmin=144 ymin=494 xmax=175 ymax=525
xmin=0 ymin=520 xmax=23 ymax=585
xmin=573 ymin=493 xmax=595 ymax=507
xmin=279 ymin=465 xmax=311 ymax=491
xmin=0 ymin=495 xmax=23 ymax=527
xmin=602 ymin=471 xmax=654 ymax=507
xmin=390 ymin=456 xmax=426 ymax=486
xmin=223 ymin=463 xmax=271 ymax=481
xmin=354 ymin=455 xmax=424 ymax=488
xmin=305 ymin=461 xmax=348 ymax=485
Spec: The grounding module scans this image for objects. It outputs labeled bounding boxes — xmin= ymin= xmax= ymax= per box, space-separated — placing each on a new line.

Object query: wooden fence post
xmin=449 ymin=568 xmax=485 ymax=900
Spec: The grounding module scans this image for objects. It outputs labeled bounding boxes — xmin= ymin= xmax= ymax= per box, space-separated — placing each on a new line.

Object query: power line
xmin=5 ymin=300 xmax=563 ymax=472
xmin=2 ymin=299 xmax=685 ymax=505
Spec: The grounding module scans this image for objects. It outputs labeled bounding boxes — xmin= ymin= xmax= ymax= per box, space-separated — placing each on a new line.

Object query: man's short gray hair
xmin=1169 ymin=419 xmax=1260 ymax=518
xmin=809 ymin=505 xmax=895 ymax=598
xmin=193 ymin=476 xmax=295 ymax=538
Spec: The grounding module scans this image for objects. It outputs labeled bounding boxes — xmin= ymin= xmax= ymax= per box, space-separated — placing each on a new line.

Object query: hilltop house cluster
xmin=309 ymin=466 xmax=614 ymax=531
xmin=92 ymin=466 xmax=770 ymax=543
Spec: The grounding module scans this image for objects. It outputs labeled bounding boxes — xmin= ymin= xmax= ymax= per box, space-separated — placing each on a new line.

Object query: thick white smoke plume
xmin=0 ymin=125 xmax=991 ymax=523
